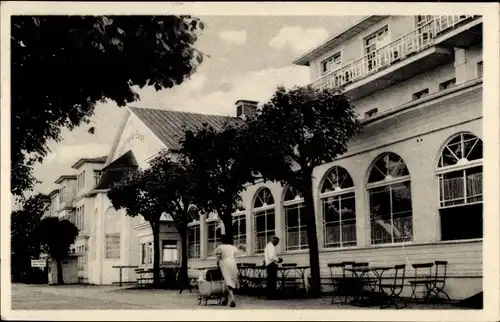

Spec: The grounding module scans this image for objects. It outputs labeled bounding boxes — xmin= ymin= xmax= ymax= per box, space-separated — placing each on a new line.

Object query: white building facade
xmin=46 ymin=15 xmax=482 ymax=299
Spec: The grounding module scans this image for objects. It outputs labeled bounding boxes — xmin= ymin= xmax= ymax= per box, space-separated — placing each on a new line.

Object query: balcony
xmin=312 ymin=15 xmax=482 ymax=99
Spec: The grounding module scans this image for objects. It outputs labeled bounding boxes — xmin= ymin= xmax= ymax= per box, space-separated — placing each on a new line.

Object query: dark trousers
xmin=266 ymin=263 xmax=278 ymax=299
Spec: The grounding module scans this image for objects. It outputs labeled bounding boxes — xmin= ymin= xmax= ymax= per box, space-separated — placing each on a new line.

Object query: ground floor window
xmin=187 ymin=225 xmax=200 ymax=259
xmin=206 ymin=220 xmax=222 ymax=257
xmin=254 ymin=209 xmax=275 ymax=254
xmin=232 ymin=214 xmax=246 ymax=248
xmin=141 ymin=242 xmax=153 ymax=264
xmin=369 ymin=181 xmax=413 ymax=244
xmin=162 ymin=240 xmax=179 ymax=263
xmin=322 ymin=192 xmax=357 ymax=248
xmin=439 ymin=166 xmax=483 ymax=240
xmin=284 ymin=203 xmax=308 ymax=251
xmin=105 ymin=234 xmax=120 ymax=259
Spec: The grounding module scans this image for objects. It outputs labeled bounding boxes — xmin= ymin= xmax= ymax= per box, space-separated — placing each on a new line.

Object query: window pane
xmin=440 ymin=170 xmax=465 ymax=206
xmin=285 ymin=206 xmax=299 ymax=228
xmin=440 ymin=203 xmax=482 ymax=241
xmin=340 ymin=193 xmax=356 ymax=220
xmin=466 ymin=166 xmax=483 ymax=202
xmin=266 ymin=210 xmax=275 ymax=231
xmin=255 ymin=212 xmax=266 ymax=232
xmin=370 ymin=186 xmax=393 ymax=244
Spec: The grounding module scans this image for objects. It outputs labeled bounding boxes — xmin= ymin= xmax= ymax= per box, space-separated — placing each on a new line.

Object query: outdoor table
xmin=277 ymin=265 xmax=310 ymax=293
xmin=345 ymin=266 xmax=395 ymax=306
xmin=112 ymin=265 xmax=139 ymax=287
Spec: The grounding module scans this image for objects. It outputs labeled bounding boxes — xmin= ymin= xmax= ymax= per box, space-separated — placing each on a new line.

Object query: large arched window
xmin=206 ymin=212 xmax=222 ymax=257
xmin=253 ymin=187 xmax=275 ymax=254
xmin=437 ymin=133 xmax=483 ymax=240
xmin=320 ymin=166 xmax=356 ymax=248
xmin=367 ymin=152 xmax=413 ymax=245
xmin=283 ymin=186 xmax=307 ymax=251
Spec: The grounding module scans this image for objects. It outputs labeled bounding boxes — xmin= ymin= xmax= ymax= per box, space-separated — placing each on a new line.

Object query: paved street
xmin=10 ymin=283 xmax=461 ymax=310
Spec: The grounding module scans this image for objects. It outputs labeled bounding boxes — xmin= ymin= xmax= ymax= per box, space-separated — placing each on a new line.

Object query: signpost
xmin=31 ymin=259 xmax=47 ymax=268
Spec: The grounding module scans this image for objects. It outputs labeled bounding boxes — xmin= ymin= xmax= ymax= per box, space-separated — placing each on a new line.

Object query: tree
xmin=147 ymin=151 xmax=199 ymax=290
xmin=11 ymin=194 xmax=49 ymax=282
xmin=107 ymin=167 xmax=165 ymax=287
xmin=37 ymin=217 xmax=79 ymax=285
xmin=180 ymin=123 xmax=255 ymax=243
xmin=243 ymin=85 xmax=360 ymax=297
xmin=11 ymin=15 xmax=206 ymax=196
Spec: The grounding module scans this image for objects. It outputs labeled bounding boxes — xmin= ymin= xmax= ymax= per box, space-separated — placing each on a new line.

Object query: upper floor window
xmin=477 ymin=61 xmax=483 ymax=78
xmin=415 ymin=15 xmax=434 ymax=28
xmin=439 ymin=78 xmax=456 ymax=91
xmin=59 ymin=187 xmax=66 ymax=203
xmin=76 ymin=205 xmax=85 ymax=231
xmin=321 ymin=52 xmax=341 ymax=75
xmin=364 ymin=26 xmax=389 ymax=55
xmin=161 ymin=240 xmax=179 ymax=263
xmin=93 ymin=170 xmax=102 ymax=187
xmin=77 ymin=171 xmax=86 ymax=191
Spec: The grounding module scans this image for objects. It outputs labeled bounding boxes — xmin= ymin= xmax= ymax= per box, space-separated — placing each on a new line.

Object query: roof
xmin=293 ymin=15 xmax=388 ymax=66
xmin=128 ymin=106 xmax=242 ymax=151
xmin=47 ymin=188 xmax=59 ymax=197
xmin=71 ymin=156 xmax=108 ymax=169
xmin=94 ymin=150 xmax=138 ymax=190
xmin=54 ymin=174 xmax=77 ymax=184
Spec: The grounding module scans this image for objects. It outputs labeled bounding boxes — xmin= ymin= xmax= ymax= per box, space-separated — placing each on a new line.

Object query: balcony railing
xmin=313 ymin=15 xmax=479 ymax=90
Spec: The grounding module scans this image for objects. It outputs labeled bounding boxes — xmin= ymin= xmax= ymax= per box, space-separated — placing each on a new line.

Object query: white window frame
xmin=232 ymin=211 xmax=247 ymax=255
xmin=187 ymin=222 xmax=200 ymax=259
xmin=363 ymin=25 xmax=390 ymax=72
xmin=367 ymin=153 xmax=413 ymax=245
xmin=93 ymin=170 xmax=102 ymax=187
xmin=206 ymin=218 xmax=222 ymax=258
xmin=320 ymin=51 xmax=342 ymax=75
xmin=161 ymin=240 xmax=179 ymax=263
xmin=59 ymin=186 xmax=66 ymax=203
xmin=105 ymin=233 xmax=120 ymax=259
xmin=283 ymin=186 xmax=307 ymax=252
xmin=436 ymin=133 xmax=483 ymax=209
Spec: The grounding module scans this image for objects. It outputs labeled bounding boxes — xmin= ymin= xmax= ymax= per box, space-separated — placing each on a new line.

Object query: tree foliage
xmin=11 ymin=193 xmax=49 ymax=282
xmin=243 ymin=85 xmax=360 ymax=297
xmin=11 ymin=15 xmax=206 ymax=196
xmin=37 ymin=216 xmax=79 ymax=284
xmin=180 ymin=123 xmax=255 ymax=240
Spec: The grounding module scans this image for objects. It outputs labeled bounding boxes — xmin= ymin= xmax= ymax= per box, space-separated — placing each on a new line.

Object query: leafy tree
xmin=180 ymin=123 xmax=255 ymax=243
xmin=243 ymin=85 xmax=360 ymax=297
xmin=147 ymin=151 xmax=199 ymax=289
xmin=11 ymin=15 xmax=206 ymax=196
xmin=107 ymin=167 xmax=165 ymax=287
xmin=11 ymin=194 xmax=49 ymax=282
xmin=37 ymin=217 xmax=79 ymax=285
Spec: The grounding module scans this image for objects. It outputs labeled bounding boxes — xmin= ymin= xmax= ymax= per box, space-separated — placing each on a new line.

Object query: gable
xmin=110 ymin=112 xmax=166 ymax=169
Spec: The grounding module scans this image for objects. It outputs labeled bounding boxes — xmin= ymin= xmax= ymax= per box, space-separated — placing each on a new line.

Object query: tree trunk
xmin=222 ymin=208 xmax=234 ymax=242
xmin=56 ymin=258 xmax=64 ymax=285
xmin=302 ymin=171 xmax=322 ymax=298
xmin=151 ymin=220 xmax=161 ymax=288
xmin=179 ymin=226 xmax=189 ymax=290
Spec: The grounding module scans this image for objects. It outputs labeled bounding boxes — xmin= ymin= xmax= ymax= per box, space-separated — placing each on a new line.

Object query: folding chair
xmin=327 ymin=263 xmax=348 ymax=304
xmin=428 ymin=261 xmax=451 ymax=301
xmin=379 ymin=264 xmax=407 ymax=309
xmin=352 ymin=262 xmax=378 ymax=292
xmin=409 ymin=262 xmax=434 ymax=301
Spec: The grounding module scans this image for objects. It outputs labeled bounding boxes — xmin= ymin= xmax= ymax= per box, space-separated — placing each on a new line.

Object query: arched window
xmin=253 ymin=187 xmax=275 ymax=254
xmin=320 ymin=166 xmax=356 ymax=248
xmin=283 ymin=186 xmax=307 ymax=251
xmin=232 ymin=205 xmax=247 ymax=250
xmin=437 ymin=133 xmax=483 ymax=240
xmin=367 ymin=152 xmax=412 ymax=245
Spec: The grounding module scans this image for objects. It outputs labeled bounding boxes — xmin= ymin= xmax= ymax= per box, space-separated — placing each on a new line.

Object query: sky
xmin=33 ymin=15 xmax=365 ymax=194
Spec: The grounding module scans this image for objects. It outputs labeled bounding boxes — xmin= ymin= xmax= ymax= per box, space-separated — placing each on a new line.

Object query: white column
xmin=245 ymin=211 xmax=253 ymax=255
xmin=355 ymin=184 xmax=370 ymax=247
xmin=454 ymin=48 xmax=467 ymax=84
xmin=272 ymin=184 xmax=284 ymax=254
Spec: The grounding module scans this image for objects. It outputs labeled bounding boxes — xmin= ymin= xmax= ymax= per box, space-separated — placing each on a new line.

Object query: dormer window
xmin=59 ymin=186 xmax=66 ymax=203
xmin=321 ymin=52 xmax=341 ymax=75
xmin=94 ymin=170 xmax=102 ymax=186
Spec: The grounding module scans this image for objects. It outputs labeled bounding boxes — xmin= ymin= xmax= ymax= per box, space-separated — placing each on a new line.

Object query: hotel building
xmin=45 ymin=15 xmax=482 ymax=299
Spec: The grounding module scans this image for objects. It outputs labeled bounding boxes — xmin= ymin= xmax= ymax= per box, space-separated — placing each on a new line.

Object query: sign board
xmin=31 ymin=259 xmax=46 ymax=268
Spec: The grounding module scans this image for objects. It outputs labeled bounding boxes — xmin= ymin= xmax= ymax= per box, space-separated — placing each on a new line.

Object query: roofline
xmin=293 ymin=15 xmax=386 ymax=66
xmin=71 ymin=156 xmax=107 ymax=169
xmin=48 ymin=188 xmax=59 ymax=197
xmin=54 ymin=175 xmax=77 ymax=184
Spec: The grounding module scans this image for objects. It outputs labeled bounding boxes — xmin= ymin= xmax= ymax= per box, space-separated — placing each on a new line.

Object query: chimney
xmin=235 ymin=100 xmax=258 ymax=120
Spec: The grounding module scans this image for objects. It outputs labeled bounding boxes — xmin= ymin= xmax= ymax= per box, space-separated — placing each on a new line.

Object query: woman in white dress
xmin=215 ymin=234 xmax=245 ymax=307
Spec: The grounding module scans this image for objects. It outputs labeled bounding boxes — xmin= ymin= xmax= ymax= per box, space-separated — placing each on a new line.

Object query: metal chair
xmin=428 ymin=261 xmax=451 ymax=301
xmin=379 ymin=264 xmax=407 ymax=309
xmin=327 ymin=263 xmax=349 ymax=304
xmin=409 ymin=262 xmax=434 ymax=301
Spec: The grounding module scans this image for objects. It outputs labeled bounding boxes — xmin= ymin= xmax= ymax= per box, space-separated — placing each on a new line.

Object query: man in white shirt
xmin=264 ymin=236 xmax=282 ymax=299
